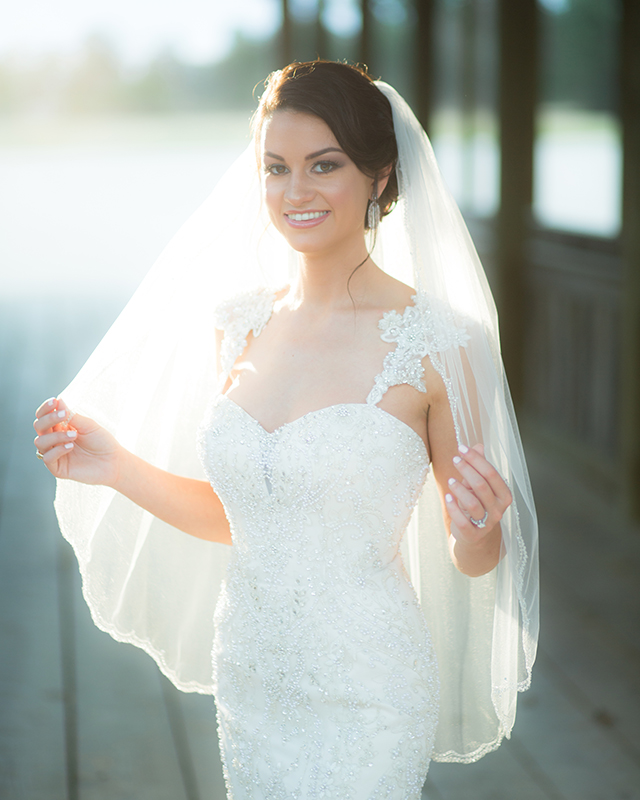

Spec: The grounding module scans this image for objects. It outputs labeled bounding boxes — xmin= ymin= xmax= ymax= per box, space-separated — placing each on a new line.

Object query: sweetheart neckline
xmin=218 ymin=394 xmax=430 ymax=463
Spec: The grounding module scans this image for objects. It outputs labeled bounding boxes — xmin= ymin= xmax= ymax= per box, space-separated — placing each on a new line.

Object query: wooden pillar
xmin=620 ymin=0 xmax=640 ymax=520
xmin=461 ymin=0 xmax=477 ymax=207
xmin=281 ymin=0 xmax=293 ymax=66
xmin=496 ymin=0 xmax=538 ymax=409
xmin=415 ymin=0 xmax=435 ymax=134
xmin=359 ymin=0 xmax=372 ymax=71
xmin=317 ymin=0 xmax=329 ymax=59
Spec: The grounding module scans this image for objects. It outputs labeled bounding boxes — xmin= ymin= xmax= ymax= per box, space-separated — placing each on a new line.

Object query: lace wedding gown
xmin=197 ymin=288 xmax=468 ymax=799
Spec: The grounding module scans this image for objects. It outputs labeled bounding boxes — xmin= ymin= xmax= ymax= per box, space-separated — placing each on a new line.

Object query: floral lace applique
xmin=214 ymin=287 xmax=277 ymax=387
xmin=366 ymin=293 xmax=470 ymax=407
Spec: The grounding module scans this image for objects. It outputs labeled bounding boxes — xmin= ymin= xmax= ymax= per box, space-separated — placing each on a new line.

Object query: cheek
xmin=333 ymin=180 xmax=369 ymax=223
xmin=263 ymin=180 xmax=282 ymax=223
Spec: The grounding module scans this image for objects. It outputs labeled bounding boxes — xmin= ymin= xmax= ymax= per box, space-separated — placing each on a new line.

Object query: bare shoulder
xmin=364 ymin=269 xmax=417 ymax=315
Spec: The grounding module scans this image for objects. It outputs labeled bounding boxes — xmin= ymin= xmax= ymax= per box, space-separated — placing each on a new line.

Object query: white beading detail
xmin=198 ymin=398 xmax=437 ymax=799
xmin=214 ymin=287 xmax=277 ymax=387
xmin=367 ymin=294 xmax=470 ymax=413
xmin=196 ymin=288 xmax=474 ymax=798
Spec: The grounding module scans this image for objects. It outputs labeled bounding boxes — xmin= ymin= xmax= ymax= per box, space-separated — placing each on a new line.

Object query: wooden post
xmin=317 ymin=0 xmax=329 ymax=60
xmin=359 ymin=0 xmax=372 ymax=71
xmin=281 ymin=0 xmax=293 ymax=66
xmin=461 ymin=0 xmax=477 ymax=207
xmin=496 ymin=0 xmax=538 ymax=409
xmin=620 ymin=0 xmax=640 ymax=520
xmin=415 ymin=0 xmax=435 ymax=135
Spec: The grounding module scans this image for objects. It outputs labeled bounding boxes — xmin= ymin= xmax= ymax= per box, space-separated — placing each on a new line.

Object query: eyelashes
xmin=312 ymin=160 xmax=341 ymax=173
xmin=263 ymin=160 xmax=343 ymax=176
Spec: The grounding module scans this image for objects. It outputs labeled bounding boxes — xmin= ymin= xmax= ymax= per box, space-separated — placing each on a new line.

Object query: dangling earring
xmin=367 ymin=187 xmax=380 ymax=230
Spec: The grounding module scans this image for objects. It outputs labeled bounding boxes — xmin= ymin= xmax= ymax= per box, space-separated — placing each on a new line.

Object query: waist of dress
xmin=225 ymin=552 xmax=414 ymax=610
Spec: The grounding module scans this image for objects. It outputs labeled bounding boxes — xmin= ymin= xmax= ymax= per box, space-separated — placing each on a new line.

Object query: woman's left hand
xmin=444 ymin=443 xmax=512 ymax=545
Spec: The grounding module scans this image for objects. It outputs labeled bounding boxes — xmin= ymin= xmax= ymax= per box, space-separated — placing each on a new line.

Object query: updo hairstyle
xmin=253 ymin=61 xmax=399 ymax=229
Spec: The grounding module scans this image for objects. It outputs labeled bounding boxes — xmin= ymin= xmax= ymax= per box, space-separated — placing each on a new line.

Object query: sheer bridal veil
xmin=54 ymin=77 xmax=538 ymax=764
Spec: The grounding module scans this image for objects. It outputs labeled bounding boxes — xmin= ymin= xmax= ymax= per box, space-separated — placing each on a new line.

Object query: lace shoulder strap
xmin=214 ymin=287 xmax=276 ymax=384
xmin=366 ymin=293 xmax=470 ymax=406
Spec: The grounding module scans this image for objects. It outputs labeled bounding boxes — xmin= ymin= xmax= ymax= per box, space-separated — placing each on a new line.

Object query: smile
xmin=284 ymin=211 xmax=330 ymax=227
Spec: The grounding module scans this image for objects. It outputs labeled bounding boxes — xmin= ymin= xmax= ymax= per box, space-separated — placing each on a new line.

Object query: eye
xmin=264 ymin=163 xmax=288 ymax=176
xmin=311 ymin=160 xmax=340 ymax=174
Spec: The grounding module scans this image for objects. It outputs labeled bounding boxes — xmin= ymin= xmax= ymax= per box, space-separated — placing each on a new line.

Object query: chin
xmin=276 ymin=229 xmax=332 ymax=256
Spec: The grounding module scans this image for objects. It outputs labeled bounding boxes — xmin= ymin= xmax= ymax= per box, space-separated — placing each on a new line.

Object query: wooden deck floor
xmin=1 ymin=297 xmax=639 ymax=800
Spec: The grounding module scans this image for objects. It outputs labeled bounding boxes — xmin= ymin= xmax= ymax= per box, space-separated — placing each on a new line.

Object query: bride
xmin=33 ymin=61 xmax=538 ymax=798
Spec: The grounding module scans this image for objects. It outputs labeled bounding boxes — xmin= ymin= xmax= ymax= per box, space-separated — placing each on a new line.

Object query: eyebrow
xmin=263 ymin=147 xmax=345 ymax=162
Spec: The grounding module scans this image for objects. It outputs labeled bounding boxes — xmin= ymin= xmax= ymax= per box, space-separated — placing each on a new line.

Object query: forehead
xmin=260 ymin=110 xmax=340 ymax=157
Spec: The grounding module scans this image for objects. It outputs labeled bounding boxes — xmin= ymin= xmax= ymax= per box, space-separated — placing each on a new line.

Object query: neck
xmin=288 ymin=240 xmax=379 ymax=311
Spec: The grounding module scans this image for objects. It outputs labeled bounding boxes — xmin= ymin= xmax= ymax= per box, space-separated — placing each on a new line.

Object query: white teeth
xmin=288 ymin=211 xmax=327 ymax=221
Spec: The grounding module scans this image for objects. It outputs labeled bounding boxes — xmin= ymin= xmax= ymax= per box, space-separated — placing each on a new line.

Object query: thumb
xmin=66 ymin=411 xmax=99 ymax=436
xmin=55 ymin=398 xmax=98 ymax=436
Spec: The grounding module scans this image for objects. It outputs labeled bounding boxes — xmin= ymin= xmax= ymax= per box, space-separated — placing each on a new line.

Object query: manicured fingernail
xmin=64 ymin=442 xmax=74 ymax=450
xmin=445 ymin=493 xmax=453 ymax=503
xmin=448 ymin=477 xmax=456 ymax=486
xmin=57 ymin=410 xmax=67 ymax=418
xmin=458 ymin=444 xmax=469 ymax=454
xmin=66 ymin=430 xmax=77 ymax=438
xmin=47 ymin=398 xmax=55 ymax=407
xmin=453 ymin=456 xmax=462 ymax=465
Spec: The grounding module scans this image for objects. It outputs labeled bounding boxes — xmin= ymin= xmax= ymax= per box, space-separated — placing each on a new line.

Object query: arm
xmin=425 ymin=361 xmax=512 ymax=577
xmin=34 ymin=397 xmax=231 ymax=545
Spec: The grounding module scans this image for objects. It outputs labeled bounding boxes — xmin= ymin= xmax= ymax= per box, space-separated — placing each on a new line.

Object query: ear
xmin=372 ymin=165 xmax=393 ymax=199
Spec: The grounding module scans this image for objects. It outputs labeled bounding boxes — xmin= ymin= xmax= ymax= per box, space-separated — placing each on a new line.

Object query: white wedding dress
xmin=197 ymin=288 xmax=469 ymax=799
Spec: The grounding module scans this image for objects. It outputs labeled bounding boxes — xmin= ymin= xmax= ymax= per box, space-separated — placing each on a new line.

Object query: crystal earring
xmin=367 ymin=192 xmax=380 ymax=230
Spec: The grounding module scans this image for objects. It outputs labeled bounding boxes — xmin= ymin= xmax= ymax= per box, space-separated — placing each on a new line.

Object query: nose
xmin=284 ymin=168 xmax=315 ymax=206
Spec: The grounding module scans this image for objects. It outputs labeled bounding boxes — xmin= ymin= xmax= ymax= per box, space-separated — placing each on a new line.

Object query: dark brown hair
xmin=253 ymin=61 xmax=399 ymax=229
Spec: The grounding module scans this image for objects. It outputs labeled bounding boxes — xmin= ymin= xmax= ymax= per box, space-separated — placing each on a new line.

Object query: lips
xmin=284 ymin=210 xmax=330 ymax=228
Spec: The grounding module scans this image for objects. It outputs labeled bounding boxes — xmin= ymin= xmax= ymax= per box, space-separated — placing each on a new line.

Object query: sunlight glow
xmin=0 ymin=0 xmax=280 ymax=66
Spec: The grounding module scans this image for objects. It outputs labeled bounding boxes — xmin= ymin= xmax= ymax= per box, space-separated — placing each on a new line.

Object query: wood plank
xmin=507 ymin=664 xmax=640 ymax=800
xmin=540 ymin=575 xmax=640 ymax=758
xmin=0 ymin=305 xmax=67 ymax=799
xmin=425 ymin=734 xmax=560 ymax=800
xmin=169 ymin=686 xmax=227 ymax=799
xmin=531 ymin=442 xmax=640 ymax=660
xmin=71 ymin=567 xmax=189 ymax=800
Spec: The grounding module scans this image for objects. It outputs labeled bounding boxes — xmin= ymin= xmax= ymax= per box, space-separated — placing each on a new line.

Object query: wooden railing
xmin=525 ymin=230 xmax=622 ymax=464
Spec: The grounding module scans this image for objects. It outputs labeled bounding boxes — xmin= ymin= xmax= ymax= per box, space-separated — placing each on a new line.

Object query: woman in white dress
xmin=33 ymin=62 xmax=538 ymax=799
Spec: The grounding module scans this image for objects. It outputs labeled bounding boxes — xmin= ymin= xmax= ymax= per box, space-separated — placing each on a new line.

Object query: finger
xmin=41 ymin=441 xmax=75 ymax=467
xmin=35 ymin=397 xmax=57 ymax=418
xmin=452 ymin=453 xmax=494 ymax=509
xmin=456 ymin=445 xmax=512 ymax=508
xmin=447 ymin=477 xmax=486 ymax=521
xmin=35 ymin=429 xmax=78 ymax=453
xmin=58 ymin=410 xmax=96 ymax=436
xmin=34 ymin=405 xmax=73 ymax=435
xmin=53 ymin=397 xmax=75 ymax=428
xmin=444 ymin=493 xmax=484 ymax=541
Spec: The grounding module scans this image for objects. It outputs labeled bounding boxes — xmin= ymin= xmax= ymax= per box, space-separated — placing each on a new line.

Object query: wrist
xmin=109 ymin=444 xmax=133 ymax=492
xmin=450 ymin=523 xmax=502 ymax=576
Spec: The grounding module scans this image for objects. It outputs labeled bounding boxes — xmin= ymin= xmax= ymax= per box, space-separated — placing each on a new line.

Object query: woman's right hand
xmin=33 ymin=397 xmax=122 ymax=487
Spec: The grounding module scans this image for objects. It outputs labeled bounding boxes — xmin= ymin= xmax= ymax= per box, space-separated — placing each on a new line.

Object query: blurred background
xmin=1 ymin=1 xmax=639 ymax=798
